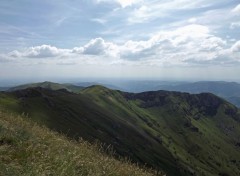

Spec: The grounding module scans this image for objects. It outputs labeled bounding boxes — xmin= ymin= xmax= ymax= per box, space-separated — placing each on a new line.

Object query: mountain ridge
xmin=1 ymin=85 xmax=240 ymax=175
xmin=5 ymin=80 xmax=240 ymax=107
xmin=7 ymin=81 xmax=84 ymax=93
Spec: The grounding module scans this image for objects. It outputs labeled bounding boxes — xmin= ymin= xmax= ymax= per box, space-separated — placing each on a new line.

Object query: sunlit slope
xmin=0 ymin=109 xmax=156 ymax=176
xmin=1 ymin=86 xmax=240 ymax=176
xmin=0 ymin=87 xmax=176 ymax=175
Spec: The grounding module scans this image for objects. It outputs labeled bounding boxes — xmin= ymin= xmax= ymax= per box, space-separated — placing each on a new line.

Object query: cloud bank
xmin=96 ymin=0 xmax=141 ymax=8
xmin=8 ymin=45 xmax=70 ymax=58
xmin=2 ymin=24 xmax=239 ymax=67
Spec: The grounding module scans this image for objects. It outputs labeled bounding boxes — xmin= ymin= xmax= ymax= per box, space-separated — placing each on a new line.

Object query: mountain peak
xmin=8 ymin=81 xmax=84 ymax=93
xmin=82 ymin=84 xmax=113 ymax=94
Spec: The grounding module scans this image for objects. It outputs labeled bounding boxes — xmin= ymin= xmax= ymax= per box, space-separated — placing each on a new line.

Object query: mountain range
xmin=1 ymin=82 xmax=240 ymax=176
xmin=7 ymin=81 xmax=84 ymax=93
xmin=155 ymin=81 xmax=240 ymax=108
xmin=96 ymin=80 xmax=240 ymax=108
xmin=3 ymin=80 xmax=240 ymax=108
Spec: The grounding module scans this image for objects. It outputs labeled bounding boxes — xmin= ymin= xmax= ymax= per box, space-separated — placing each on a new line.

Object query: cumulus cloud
xmin=2 ymin=25 xmax=238 ymax=66
xmin=72 ymin=38 xmax=119 ymax=57
xmin=232 ymin=4 xmax=240 ymax=14
xmin=6 ymin=39 xmax=119 ymax=61
xmin=119 ymin=24 xmax=226 ymax=64
xmin=8 ymin=45 xmax=70 ymax=58
xmin=231 ymin=41 xmax=240 ymax=52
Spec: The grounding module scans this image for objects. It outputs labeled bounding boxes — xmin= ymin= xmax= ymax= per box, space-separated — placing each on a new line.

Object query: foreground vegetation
xmin=1 ymin=84 xmax=240 ymax=175
xmin=0 ymin=109 xmax=157 ymax=176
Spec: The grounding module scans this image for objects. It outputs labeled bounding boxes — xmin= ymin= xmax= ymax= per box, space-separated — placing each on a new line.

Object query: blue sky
xmin=0 ymin=0 xmax=240 ymax=81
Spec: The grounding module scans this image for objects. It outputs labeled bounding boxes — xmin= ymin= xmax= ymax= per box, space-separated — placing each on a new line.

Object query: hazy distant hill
xmin=0 ymin=87 xmax=9 ymax=91
xmin=100 ymin=80 xmax=187 ymax=93
xmin=106 ymin=80 xmax=240 ymax=107
xmin=157 ymin=81 xmax=240 ymax=96
xmin=1 ymin=86 xmax=240 ymax=176
xmin=156 ymin=81 xmax=240 ymax=107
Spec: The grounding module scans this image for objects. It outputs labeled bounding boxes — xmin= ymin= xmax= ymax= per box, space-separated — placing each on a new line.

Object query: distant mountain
xmin=75 ymin=82 xmax=121 ymax=90
xmin=8 ymin=81 xmax=84 ymax=93
xmin=106 ymin=81 xmax=240 ymax=107
xmin=102 ymin=80 xmax=187 ymax=93
xmin=1 ymin=86 xmax=240 ymax=176
xmin=157 ymin=81 xmax=240 ymax=96
xmin=7 ymin=81 xmax=120 ymax=93
xmin=0 ymin=87 xmax=10 ymax=91
xmin=156 ymin=81 xmax=240 ymax=107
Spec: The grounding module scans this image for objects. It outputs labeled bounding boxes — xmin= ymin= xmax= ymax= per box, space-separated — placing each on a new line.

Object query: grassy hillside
xmin=1 ymin=86 xmax=240 ymax=176
xmin=0 ymin=109 xmax=156 ymax=176
xmin=8 ymin=81 xmax=84 ymax=93
xmin=0 ymin=87 xmax=177 ymax=175
xmin=123 ymin=90 xmax=240 ymax=176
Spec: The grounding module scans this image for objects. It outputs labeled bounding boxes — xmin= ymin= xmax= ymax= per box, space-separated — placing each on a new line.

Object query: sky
xmin=0 ymin=0 xmax=240 ymax=82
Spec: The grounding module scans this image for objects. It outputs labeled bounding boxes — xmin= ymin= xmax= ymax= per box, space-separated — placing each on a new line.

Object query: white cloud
xmin=230 ymin=22 xmax=240 ymax=29
xmin=2 ymin=25 xmax=237 ymax=66
xmin=188 ymin=18 xmax=197 ymax=23
xmin=231 ymin=41 xmax=240 ymax=52
xmin=116 ymin=0 xmax=140 ymax=8
xmin=232 ymin=4 xmax=240 ymax=14
xmin=0 ymin=54 xmax=11 ymax=63
xmin=127 ymin=5 xmax=154 ymax=23
xmin=8 ymin=45 xmax=70 ymax=58
xmin=72 ymin=38 xmax=119 ymax=57
xmin=71 ymin=47 xmax=84 ymax=54
xmin=119 ymin=24 xmax=226 ymax=63
xmin=56 ymin=62 xmax=76 ymax=65
xmin=127 ymin=0 xmax=214 ymax=24
xmin=96 ymin=0 xmax=140 ymax=8
xmin=91 ymin=18 xmax=107 ymax=24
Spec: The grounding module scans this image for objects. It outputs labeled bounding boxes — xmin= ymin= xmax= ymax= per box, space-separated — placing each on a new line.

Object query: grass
xmin=8 ymin=81 xmax=84 ymax=93
xmin=1 ymin=86 xmax=240 ymax=176
xmin=0 ymin=109 xmax=158 ymax=176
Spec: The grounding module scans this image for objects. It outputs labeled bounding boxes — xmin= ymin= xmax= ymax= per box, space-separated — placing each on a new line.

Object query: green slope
xmin=1 ymin=86 xmax=240 ymax=176
xmin=8 ymin=81 xmax=84 ymax=93
xmin=0 ymin=109 xmax=156 ymax=176
xmin=122 ymin=90 xmax=240 ymax=176
xmin=1 ymin=87 xmax=176 ymax=175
